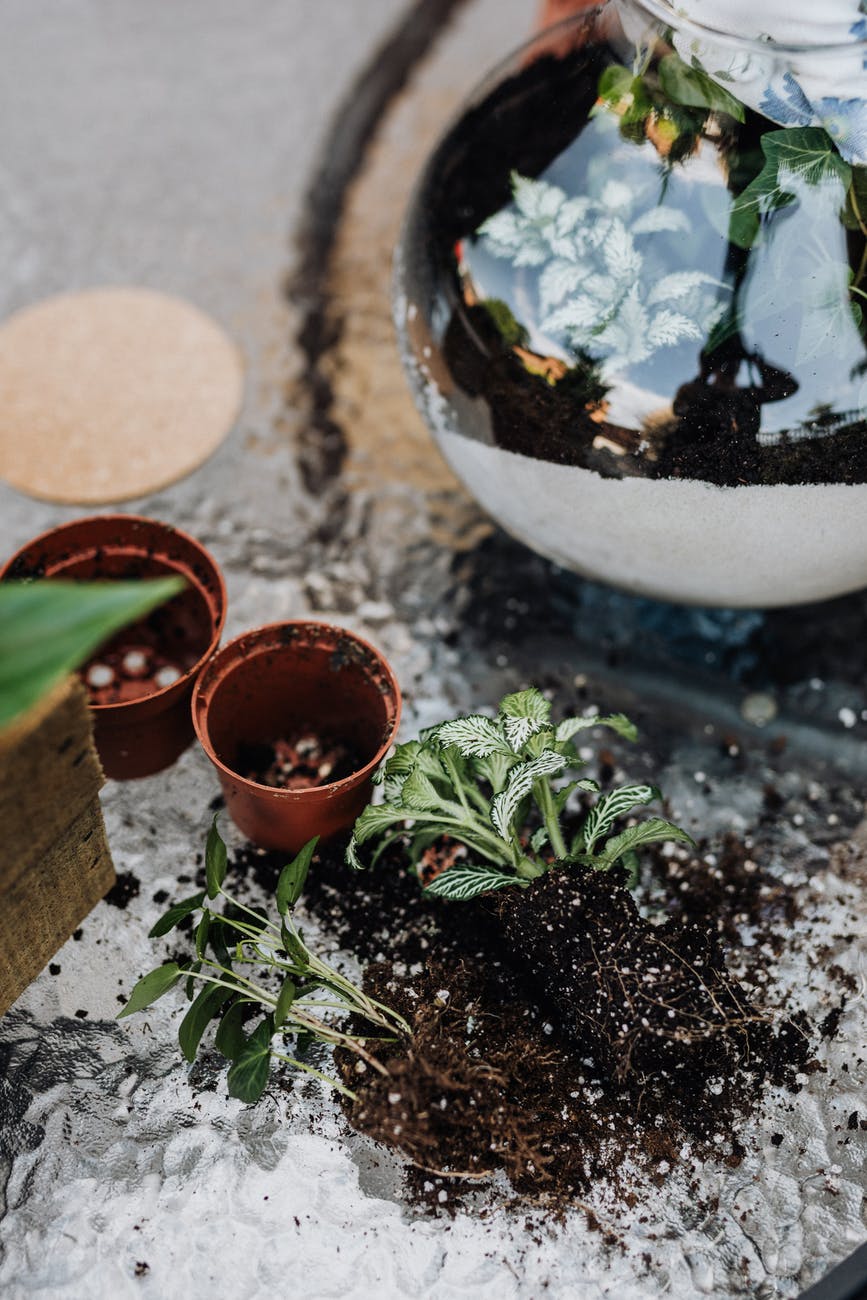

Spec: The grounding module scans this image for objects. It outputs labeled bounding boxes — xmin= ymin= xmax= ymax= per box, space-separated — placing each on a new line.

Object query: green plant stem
xmin=442 ymin=749 xmax=473 ymax=818
xmin=198 ymin=960 xmax=277 ymax=1006
xmin=533 ymin=780 xmax=568 ymax=860
xmin=218 ymin=889 xmax=282 ymax=937
xmin=270 ymin=1049 xmax=358 ymax=1101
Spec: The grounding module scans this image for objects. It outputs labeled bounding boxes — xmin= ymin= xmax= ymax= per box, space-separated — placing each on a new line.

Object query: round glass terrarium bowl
xmin=395 ymin=0 xmax=867 ymax=607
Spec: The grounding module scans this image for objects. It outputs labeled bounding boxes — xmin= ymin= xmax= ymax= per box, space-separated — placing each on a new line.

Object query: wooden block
xmin=0 ymin=796 xmax=115 ymax=1015
xmin=0 ymin=676 xmax=105 ymax=892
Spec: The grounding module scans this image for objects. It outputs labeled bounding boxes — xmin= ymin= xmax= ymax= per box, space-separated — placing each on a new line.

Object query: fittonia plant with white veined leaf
xmin=346 ymin=687 xmax=694 ymax=901
xmin=476 ymin=170 xmax=729 ymax=377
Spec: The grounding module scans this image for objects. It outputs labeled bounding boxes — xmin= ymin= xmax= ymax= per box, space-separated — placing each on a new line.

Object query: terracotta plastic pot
xmin=1 ymin=515 xmax=226 ymax=780
xmin=192 ymin=621 xmax=402 ymax=853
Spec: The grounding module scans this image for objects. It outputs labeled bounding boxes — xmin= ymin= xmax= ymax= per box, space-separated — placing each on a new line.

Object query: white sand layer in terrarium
xmin=438 ymin=429 xmax=867 ymax=607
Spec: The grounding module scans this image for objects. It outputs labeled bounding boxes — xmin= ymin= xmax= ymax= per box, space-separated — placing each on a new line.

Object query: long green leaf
xmin=227 ymin=1017 xmax=273 ymax=1103
xmin=274 ymin=976 xmax=297 ymax=1029
xmin=205 ymin=816 xmax=228 ymax=899
xmin=0 ymin=577 xmax=184 ymax=728
xmin=148 ymin=892 xmax=206 ymax=939
xmin=276 ymin=837 xmax=318 ymax=916
xmin=178 ymin=983 xmax=233 ymax=1063
xmin=214 ymin=1000 xmax=248 ymax=1061
xmin=117 ymin=962 xmax=183 ymax=1018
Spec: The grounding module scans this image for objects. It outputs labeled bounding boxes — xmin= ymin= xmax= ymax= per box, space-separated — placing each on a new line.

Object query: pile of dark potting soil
xmin=233 ymin=832 xmax=815 ymax=1212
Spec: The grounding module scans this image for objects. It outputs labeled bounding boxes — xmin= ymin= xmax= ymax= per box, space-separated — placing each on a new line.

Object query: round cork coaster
xmin=0 ymin=287 xmax=244 ymax=504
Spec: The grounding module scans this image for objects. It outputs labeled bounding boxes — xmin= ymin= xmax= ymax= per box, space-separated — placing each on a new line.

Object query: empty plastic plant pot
xmin=1 ymin=515 xmax=226 ymax=779
xmin=192 ymin=621 xmax=402 ymax=853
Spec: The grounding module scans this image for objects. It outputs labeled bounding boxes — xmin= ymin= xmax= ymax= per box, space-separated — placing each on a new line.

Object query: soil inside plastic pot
xmin=81 ymin=588 xmax=213 ymax=705
xmin=237 ymin=732 xmax=362 ymax=790
xmin=234 ymin=833 xmax=816 ymax=1213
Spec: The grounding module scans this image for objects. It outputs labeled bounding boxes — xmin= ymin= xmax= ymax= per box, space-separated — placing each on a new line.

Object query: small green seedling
xmin=120 ymin=818 xmax=409 ymax=1103
xmin=347 ymin=687 xmax=694 ymax=901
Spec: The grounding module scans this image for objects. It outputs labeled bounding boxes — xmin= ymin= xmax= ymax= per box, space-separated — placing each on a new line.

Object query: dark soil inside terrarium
xmin=237 ymin=732 xmax=361 ymax=790
xmin=412 ymin=43 xmax=867 ymax=487
xmin=232 ymin=830 xmax=816 ymax=1211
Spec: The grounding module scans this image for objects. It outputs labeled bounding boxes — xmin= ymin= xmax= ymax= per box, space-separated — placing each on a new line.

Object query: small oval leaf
xmin=148 ymin=892 xmax=205 ymax=939
xmin=276 ymin=837 xmax=318 ymax=917
xmin=178 ymin=983 xmax=233 ymax=1063
xmin=117 ymin=962 xmax=182 ymax=1018
xmin=227 ymin=1017 xmax=273 ymax=1103
xmin=205 ymin=816 xmax=227 ymax=899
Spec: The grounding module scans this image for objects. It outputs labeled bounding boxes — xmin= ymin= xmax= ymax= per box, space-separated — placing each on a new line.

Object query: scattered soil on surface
xmin=104 ymin=871 xmax=141 ymax=910
xmin=232 ymin=832 xmax=815 ymax=1212
xmin=238 ymin=733 xmax=360 ymax=790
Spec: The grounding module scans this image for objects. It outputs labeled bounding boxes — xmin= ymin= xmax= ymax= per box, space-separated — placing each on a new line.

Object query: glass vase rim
xmin=621 ymin=0 xmax=867 ymax=59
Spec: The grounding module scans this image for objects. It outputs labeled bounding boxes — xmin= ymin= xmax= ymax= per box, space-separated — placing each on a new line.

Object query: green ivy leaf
xmin=117 ymin=962 xmax=183 ymax=1018
xmin=276 ymin=837 xmax=318 ymax=916
xmin=0 ymin=577 xmax=184 ymax=729
xmin=658 ymin=53 xmax=745 ymax=122
xmin=227 ymin=1017 xmax=273 ymax=1103
xmin=148 ymin=892 xmax=206 ymax=939
xmin=178 ymin=983 xmax=233 ymax=1063
xmin=205 ymin=815 xmax=228 ymax=899
xmin=730 ymin=127 xmax=851 ymax=249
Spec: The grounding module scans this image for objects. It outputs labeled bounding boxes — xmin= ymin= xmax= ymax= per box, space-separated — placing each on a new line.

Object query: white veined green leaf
xmin=630 ymin=207 xmax=691 ymax=236
xmin=499 ymin=688 xmax=551 ymax=749
xmin=529 ymin=826 xmax=549 ymax=854
xmin=599 ymin=178 xmax=633 ymax=211
xmin=432 ymin=714 xmax=512 ymax=758
xmin=424 ymin=863 xmax=518 ymax=901
xmin=473 ymin=749 xmax=518 ymax=795
xmin=401 ymin=767 xmax=443 ymax=811
xmin=352 ymin=802 xmax=409 ymax=845
xmin=598 ymin=818 xmax=696 ymax=867
xmin=583 ymin=784 xmax=659 ymax=853
xmin=647 ymin=308 xmax=704 ymax=348
xmin=646 ymin=271 xmax=720 ymax=307
xmin=602 ymin=219 xmax=642 ymax=281
xmin=511 ymin=171 xmax=566 ymax=221
xmin=554 ymin=777 xmax=600 ymax=814
xmin=490 ymin=750 xmax=567 ymax=841
xmin=539 ymin=259 xmax=591 ymax=313
xmin=555 ymin=712 xmax=638 ymax=743
xmin=499 ymin=688 xmax=551 ymax=724
xmin=543 ymin=294 xmax=603 ymax=336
